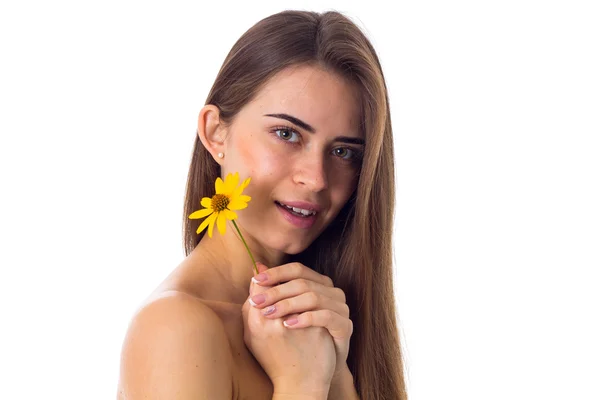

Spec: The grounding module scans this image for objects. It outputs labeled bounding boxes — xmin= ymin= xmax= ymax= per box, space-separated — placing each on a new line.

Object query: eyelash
xmin=270 ymin=125 xmax=363 ymax=163
xmin=272 ymin=125 xmax=301 ymax=143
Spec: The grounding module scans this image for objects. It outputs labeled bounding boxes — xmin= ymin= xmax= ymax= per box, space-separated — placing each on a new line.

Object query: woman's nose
xmin=292 ymin=155 xmax=328 ymax=192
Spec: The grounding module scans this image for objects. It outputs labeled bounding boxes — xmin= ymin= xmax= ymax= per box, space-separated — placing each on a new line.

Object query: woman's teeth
xmin=276 ymin=202 xmax=316 ymax=217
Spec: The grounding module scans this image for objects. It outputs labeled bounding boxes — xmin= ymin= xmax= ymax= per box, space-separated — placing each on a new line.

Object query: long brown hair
xmin=182 ymin=10 xmax=406 ymax=400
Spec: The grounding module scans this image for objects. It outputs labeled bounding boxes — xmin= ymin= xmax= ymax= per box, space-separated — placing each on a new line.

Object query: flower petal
xmin=223 ymin=172 xmax=240 ymax=195
xmin=189 ymin=208 xmax=214 ymax=219
xmin=241 ymin=177 xmax=251 ymax=189
xmin=197 ymin=212 xmax=217 ymax=235
xmin=215 ymin=177 xmax=225 ymax=194
xmin=231 ymin=178 xmax=250 ymax=199
xmin=223 ymin=209 xmax=238 ymax=220
xmin=201 ymin=197 xmax=212 ymax=209
xmin=228 ymin=197 xmax=249 ymax=210
xmin=207 ymin=212 xmax=217 ymax=238
xmin=216 ymin=212 xmax=227 ymax=235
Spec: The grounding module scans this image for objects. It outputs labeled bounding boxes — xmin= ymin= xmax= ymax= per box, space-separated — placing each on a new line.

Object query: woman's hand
xmin=243 ymin=263 xmax=337 ymax=397
xmin=248 ymin=262 xmax=353 ymax=380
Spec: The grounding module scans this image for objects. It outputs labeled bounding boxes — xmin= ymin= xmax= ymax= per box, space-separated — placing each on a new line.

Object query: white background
xmin=1 ymin=1 xmax=598 ymax=399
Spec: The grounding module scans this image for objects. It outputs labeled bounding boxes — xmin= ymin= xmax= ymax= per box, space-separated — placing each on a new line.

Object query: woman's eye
xmin=332 ymin=147 xmax=355 ymax=160
xmin=274 ymin=127 xmax=300 ymax=143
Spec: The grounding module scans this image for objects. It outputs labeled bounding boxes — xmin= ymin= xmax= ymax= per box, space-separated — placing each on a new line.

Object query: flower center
xmin=211 ymin=194 xmax=230 ymax=212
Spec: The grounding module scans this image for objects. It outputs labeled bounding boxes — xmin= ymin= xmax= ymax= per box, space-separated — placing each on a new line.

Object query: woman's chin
xmin=274 ymin=240 xmax=313 ymax=257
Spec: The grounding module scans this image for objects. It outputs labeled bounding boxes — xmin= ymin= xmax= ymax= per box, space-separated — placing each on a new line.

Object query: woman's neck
xmin=188 ymin=223 xmax=287 ymax=304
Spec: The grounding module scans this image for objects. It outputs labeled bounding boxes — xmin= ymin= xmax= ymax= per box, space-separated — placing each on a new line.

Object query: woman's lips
xmin=275 ymin=201 xmax=318 ymax=229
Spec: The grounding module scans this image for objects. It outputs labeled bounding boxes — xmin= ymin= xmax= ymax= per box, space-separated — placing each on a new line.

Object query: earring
xmin=217 ymin=152 xmax=224 ymax=159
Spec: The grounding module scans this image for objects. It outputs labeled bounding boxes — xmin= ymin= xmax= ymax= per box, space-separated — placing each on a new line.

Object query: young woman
xmin=118 ymin=10 xmax=407 ymax=400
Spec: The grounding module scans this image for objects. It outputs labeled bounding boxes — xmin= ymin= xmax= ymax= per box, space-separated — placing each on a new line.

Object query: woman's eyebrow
xmin=264 ymin=113 xmax=315 ymax=133
xmin=335 ymin=137 xmax=365 ymax=145
xmin=264 ymin=113 xmax=364 ymax=145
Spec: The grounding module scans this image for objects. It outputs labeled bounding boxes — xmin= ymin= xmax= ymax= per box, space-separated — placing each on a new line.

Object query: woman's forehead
xmin=245 ymin=65 xmax=363 ymax=138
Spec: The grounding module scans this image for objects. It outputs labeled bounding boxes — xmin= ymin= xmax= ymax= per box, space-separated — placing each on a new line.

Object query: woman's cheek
xmin=262 ymin=151 xmax=288 ymax=176
xmin=249 ymin=141 xmax=289 ymax=177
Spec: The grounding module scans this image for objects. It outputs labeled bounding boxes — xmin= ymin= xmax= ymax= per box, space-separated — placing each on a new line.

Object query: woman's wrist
xmin=272 ymin=382 xmax=330 ymax=400
xmin=272 ymin=391 xmax=328 ymax=400
xmin=328 ymin=366 xmax=359 ymax=399
xmin=272 ymin=394 xmax=328 ymax=400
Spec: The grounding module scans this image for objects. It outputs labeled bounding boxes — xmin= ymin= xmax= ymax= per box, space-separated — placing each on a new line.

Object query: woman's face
xmin=220 ymin=64 xmax=364 ymax=255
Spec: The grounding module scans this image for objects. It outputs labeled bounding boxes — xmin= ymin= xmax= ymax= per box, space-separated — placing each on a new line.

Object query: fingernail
xmin=249 ymin=294 xmax=265 ymax=306
xmin=252 ymin=273 xmax=268 ymax=284
xmin=262 ymin=305 xmax=276 ymax=316
xmin=283 ymin=318 xmax=298 ymax=327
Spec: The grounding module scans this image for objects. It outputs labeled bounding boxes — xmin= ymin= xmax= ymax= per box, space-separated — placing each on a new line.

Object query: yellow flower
xmin=189 ymin=172 xmax=251 ymax=238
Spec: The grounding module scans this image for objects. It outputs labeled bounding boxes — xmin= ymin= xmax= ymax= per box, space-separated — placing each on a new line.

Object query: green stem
xmin=231 ymin=220 xmax=258 ymax=275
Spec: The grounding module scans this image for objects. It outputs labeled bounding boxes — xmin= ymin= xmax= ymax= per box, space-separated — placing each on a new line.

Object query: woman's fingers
xmin=249 ymin=263 xmax=270 ymax=295
xmin=249 ymin=278 xmax=346 ymax=309
xmin=253 ymin=262 xmax=334 ymax=288
xmin=256 ymin=291 xmax=350 ymax=320
xmin=246 ymin=265 xmax=274 ymax=314
xmin=283 ymin=309 xmax=353 ymax=338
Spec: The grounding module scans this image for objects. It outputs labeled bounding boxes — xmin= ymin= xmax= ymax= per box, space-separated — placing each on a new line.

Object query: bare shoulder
xmin=117 ymin=290 xmax=234 ymax=400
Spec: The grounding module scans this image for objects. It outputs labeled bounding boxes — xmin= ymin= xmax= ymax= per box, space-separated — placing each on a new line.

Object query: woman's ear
xmin=197 ymin=104 xmax=227 ymax=165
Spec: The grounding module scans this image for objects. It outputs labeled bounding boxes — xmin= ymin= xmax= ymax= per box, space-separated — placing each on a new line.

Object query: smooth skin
xmin=244 ymin=262 xmax=354 ymax=397
xmin=247 ymin=262 xmax=353 ymax=379
xmin=244 ymin=263 xmax=336 ymax=397
xmin=118 ymin=292 xmax=235 ymax=399
xmin=118 ymin=64 xmax=362 ymax=399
